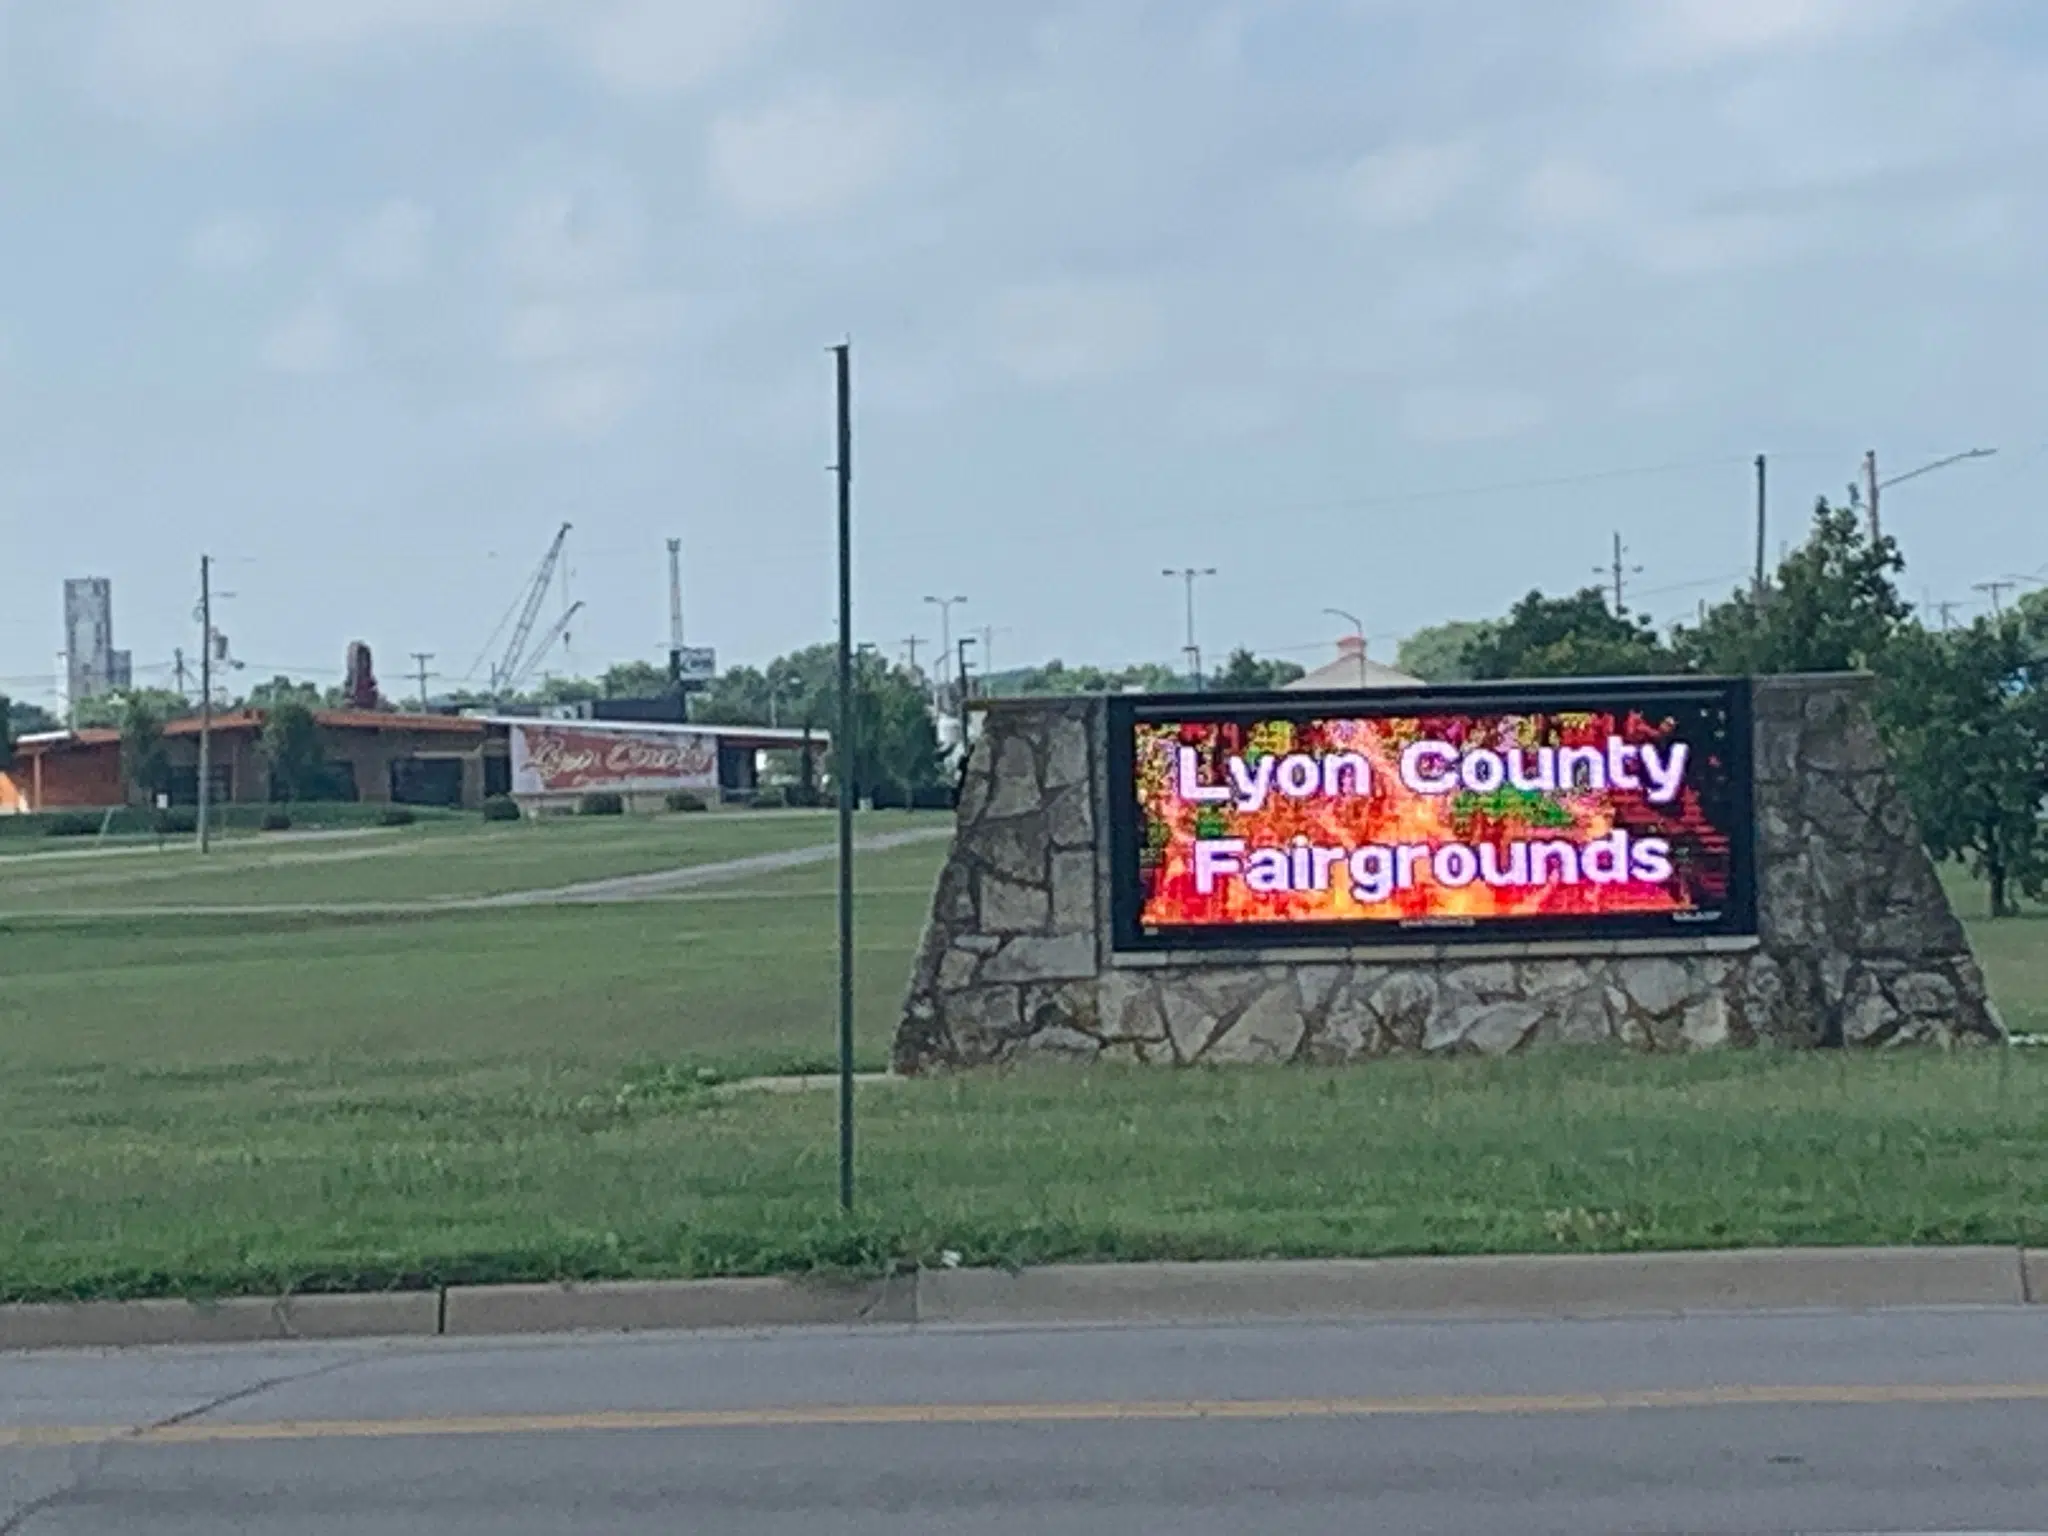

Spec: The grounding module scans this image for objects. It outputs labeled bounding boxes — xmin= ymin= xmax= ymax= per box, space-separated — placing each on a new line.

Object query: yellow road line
xmin=5 ymin=1380 xmax=2048 ymax=1450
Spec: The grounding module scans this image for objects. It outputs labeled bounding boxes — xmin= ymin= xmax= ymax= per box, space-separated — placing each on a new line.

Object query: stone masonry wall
xmin=893 ymin=677 xmax=2003 ymax=1071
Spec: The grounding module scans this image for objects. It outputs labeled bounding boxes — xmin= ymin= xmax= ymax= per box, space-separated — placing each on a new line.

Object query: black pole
xmin=832 ymin=341 xmax=855 ymax=1214
xmin=1753 ymin=454 xmax=1768 ymax=607
xmin=956 ymin=636 xmax=974 ymax=749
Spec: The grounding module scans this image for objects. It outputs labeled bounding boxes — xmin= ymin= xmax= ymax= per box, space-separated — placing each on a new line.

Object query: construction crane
xmin=505 ymin=600 xmax=585 ymax=694
xmin=466 ymin=522 xmax=572 ymax=699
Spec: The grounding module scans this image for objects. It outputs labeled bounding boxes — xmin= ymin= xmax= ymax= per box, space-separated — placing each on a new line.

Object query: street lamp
xmin=1162 ymin=568 xmax=1217 ymax=690
xmin=923 ymin=595 xmax=968 ymax=709
xmin=1324 ymin=608 xmax=1366 ymax=689
xmin=1864 ymin=447 xmax=1997 ymax=542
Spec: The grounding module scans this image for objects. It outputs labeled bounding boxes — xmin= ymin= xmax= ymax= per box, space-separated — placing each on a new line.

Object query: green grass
xmin=4 ymin=1053 xmax=2044 ymax=1302
xmin=0 ymin=800 xmax=470 ymax=854
xmin=2 ymin=828 xmax=2045 ymax=1302
xmin=0 ymin=809 xmax=933 ymax=910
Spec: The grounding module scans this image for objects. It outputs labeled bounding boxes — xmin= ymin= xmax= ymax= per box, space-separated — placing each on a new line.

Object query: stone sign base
xmin=894 ymin=677 xmax=2003 ymax=1071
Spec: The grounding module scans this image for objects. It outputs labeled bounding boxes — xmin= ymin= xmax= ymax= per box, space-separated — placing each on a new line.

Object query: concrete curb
xmin=2 ymin=1249 xmax=2035 ymax=1353
xmin=442 ymin=1275 xmax=915 ymax=1337
xmin=0 ymin=1292 xmax=439 ymax=1352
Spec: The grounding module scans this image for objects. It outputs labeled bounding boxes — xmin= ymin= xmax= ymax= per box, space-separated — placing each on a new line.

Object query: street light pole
xmin=922 ymin=595 xmax=967 ymax=712
xmin=831 ymin=340 xmax=855 ymax=1215
xmin=1324 ymin=608 xmax=1366 ymax=688
xmin=1163 ymin=568 xmax=1217 ymax=690
xmin=1868 ymin=447 xmax=1998 ymax=544
xmin=956 ymin=635 xmax=977 ymax=752
xmin=197 ymin=555 xmax=212 ymax=854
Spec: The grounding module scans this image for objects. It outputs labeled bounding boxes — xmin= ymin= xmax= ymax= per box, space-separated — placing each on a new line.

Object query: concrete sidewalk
xmin=5 ymin=1247 xmax=2042 ymax=1352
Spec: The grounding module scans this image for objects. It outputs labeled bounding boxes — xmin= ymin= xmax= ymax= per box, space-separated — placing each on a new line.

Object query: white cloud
xmin=258 ymin=297 xmax=348 ymax=374
xmin=81 ymin=0 xmax=777 ymax=124
xmin=532 ymin=366 xmax=641 ymax=438
xmin=501 ymin=169 xmax=646 ymax=289
xmin=1398 ymin=386 xmax=1545 ymax=444
xmin=1614 ymin=0 xmax=1937 ymax=69
xmin=1630 ymin=212 xmax=1806 ymax=277
xmin=988 ymin=280 xmax=1163 ymax=385
xmin=499 ymin=291 xmax=694 ymax=364
xmin=340 ymin=199 xmax=433 ymax=285
xmin=1518 ymin=159 xmax=1622 ymax=227
xmin=185 ymin=213 xmax=272 ymax=275
xmin=577 ymin=0 xmax=784 ymax=99
xmin=707 ymin=91 xmax=913 ymax=222
xmin=1338 ymin=141 xmax=1477 ymax=229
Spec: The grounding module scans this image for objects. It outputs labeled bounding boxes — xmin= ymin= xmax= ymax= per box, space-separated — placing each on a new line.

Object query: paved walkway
xmin=7 ymin=826 xmax=951 ymax=920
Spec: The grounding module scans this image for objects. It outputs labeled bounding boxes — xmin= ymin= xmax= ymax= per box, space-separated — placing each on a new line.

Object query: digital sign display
xmin=1107 ymin=679 xmax=1755 ymax=951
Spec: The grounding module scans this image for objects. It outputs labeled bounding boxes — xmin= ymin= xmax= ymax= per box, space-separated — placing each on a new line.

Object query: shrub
xmin=378 ymin=806 xmax=417 ymax=827
xmin=44 ymin=812 xmax=103 ymax=837
xmin=747 ymin=787 xmax=787 ymax=810
xmin=481 ymin=795 xmax=521 ymax=822
xmin=153 ymin=808 xmax=197 ymax=836
xmin=259 ymin=808 xmax=292 ymax=832
xmin=579 ymin=791 xmax=625 ymax=817
xmin=664 ymin=790 xmax=708 ymax=813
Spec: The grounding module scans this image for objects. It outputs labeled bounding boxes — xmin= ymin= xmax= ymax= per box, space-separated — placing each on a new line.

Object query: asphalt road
xmin=5 ymin=1307 xmax=2048 ymax=1533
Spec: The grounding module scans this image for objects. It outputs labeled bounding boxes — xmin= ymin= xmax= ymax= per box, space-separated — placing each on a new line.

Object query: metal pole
xmin=1865 ymin=450 xmax=1880 ymax=544
xmin=198 ymin=555 xmax=212 ymax=853
xmin=832 ymin=340 xmax=856 ymax=1214
xmin=956 ymin=636 xmax=976 ymax=748
xmin=1753 ymin=454 xmax=1768 ymax=606
xmin=411 ymin=652 xmax=434 ymax=712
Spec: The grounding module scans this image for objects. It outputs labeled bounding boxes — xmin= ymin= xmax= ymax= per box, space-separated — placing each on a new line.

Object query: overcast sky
xmin=2 ymin=0 xmax=2044 ymax=708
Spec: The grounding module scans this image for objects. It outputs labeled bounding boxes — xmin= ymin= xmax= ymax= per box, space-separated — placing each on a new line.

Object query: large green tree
xmin=118 ymin=696 xmax=170 ymax=806
xmin=1672 ymin=500 xmax=1912 ymax=676
xmin=1463 ymin=587 xmax=1671 ymax=679
xmin=1397 ymin=620 xmax=1495 ymax=682
xmin=244 ymin=675 xmax=325 ymax=710
xmin=1214 ymin=648 xmax=1307 ymax=691
xmin=260 ymin=700 xmax=326 ymax=803
xmin=75 ymin=688 xmax=192 ymax=731
xmin=1877 ymin=615 xmax=2047 ymax=917
xmin=7 ymin=698 xmax=58 ymax=737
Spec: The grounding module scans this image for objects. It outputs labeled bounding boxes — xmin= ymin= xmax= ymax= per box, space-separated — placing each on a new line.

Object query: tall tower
xmin=62 ymin=578 xmax=118 ymax=705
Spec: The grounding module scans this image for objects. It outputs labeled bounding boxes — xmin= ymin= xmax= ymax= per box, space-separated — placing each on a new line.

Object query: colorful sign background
xmin=1118 ymin=687 xmax=1750 ymax=945
xmin=508 ymin=722 xmax=719 ymax=796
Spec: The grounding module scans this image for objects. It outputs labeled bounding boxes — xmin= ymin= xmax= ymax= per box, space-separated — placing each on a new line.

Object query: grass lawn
xmin=0 ymin=809 xmax=933 ymax=911
xmin=1 ymin=826 xmax=2044 ymax=1302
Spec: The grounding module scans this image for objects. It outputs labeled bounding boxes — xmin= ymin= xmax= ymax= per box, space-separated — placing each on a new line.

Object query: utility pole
xmin=1973 ymin=580 xmax=2016 ymax=617
xmin=1597 ymin=533 xmax=1642 ymax=614
xmin=666 ymin=537 xmax=685 ymax=688
xmin=197 ymin=556 xmax=212 ymax=854
xmin=173 ymin=647 xmax=189 ymax=700
xmin=410 ymin=652 xmax=435 ymax=712
xmin=1162 ymin=567 xmax=1217 ymax=689
xmin=830 ymin=339 xmax=856 ymax=1215
xmin=956 ymin=635 xmax=977 ymax=751
xmin=901 ymin=636 xmax=926 ymax=674
xmin=1753 ymin=454 xmax=1768 ymax=605
xmin=1865 ymin=450 xmax=1880 ymax=543
xmin=1934 ymin=600 xmax=1961 ymax=631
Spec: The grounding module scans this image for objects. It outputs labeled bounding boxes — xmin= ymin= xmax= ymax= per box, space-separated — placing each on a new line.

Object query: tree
xmin=1877 ymin=615 xmax=2047 ymax=917
xmin=1215 ymin=648 xmax=1307 ymax=691
xmin=871 ymin=681 xmax=944 ymax=806
xmin=1673 ymin=499 xmax=1911 ymax=676
xmin=7 ymin=698 xmax=59 ymax=738
xmin=0 ymin=694 xmax=11 ymax=774
xmin=260 ymin=701 xmax=325 ymax=803
xmin=601 ymin=660 xmax=670 ymax=697
xmin=1463 ymin=587 xmax=1671 ymax=679
xmin=119 ymin=696 xmax=169 ymax=806
xmin=244 ymin=675 xmax=324 ymax=710
xmin=1397 ymin=619 xmax=1496 ymax=682
xmin=74 ymin=688 xmax=191 ymax=731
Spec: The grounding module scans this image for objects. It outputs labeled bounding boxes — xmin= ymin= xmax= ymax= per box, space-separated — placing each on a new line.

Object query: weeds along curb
xmin=2 ymin=1248 xmax=2040 ymax=1353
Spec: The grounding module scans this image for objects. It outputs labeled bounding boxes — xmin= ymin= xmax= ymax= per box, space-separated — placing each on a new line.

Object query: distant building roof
xmin=1283 ymin=635 xmax=1423 ymax=691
